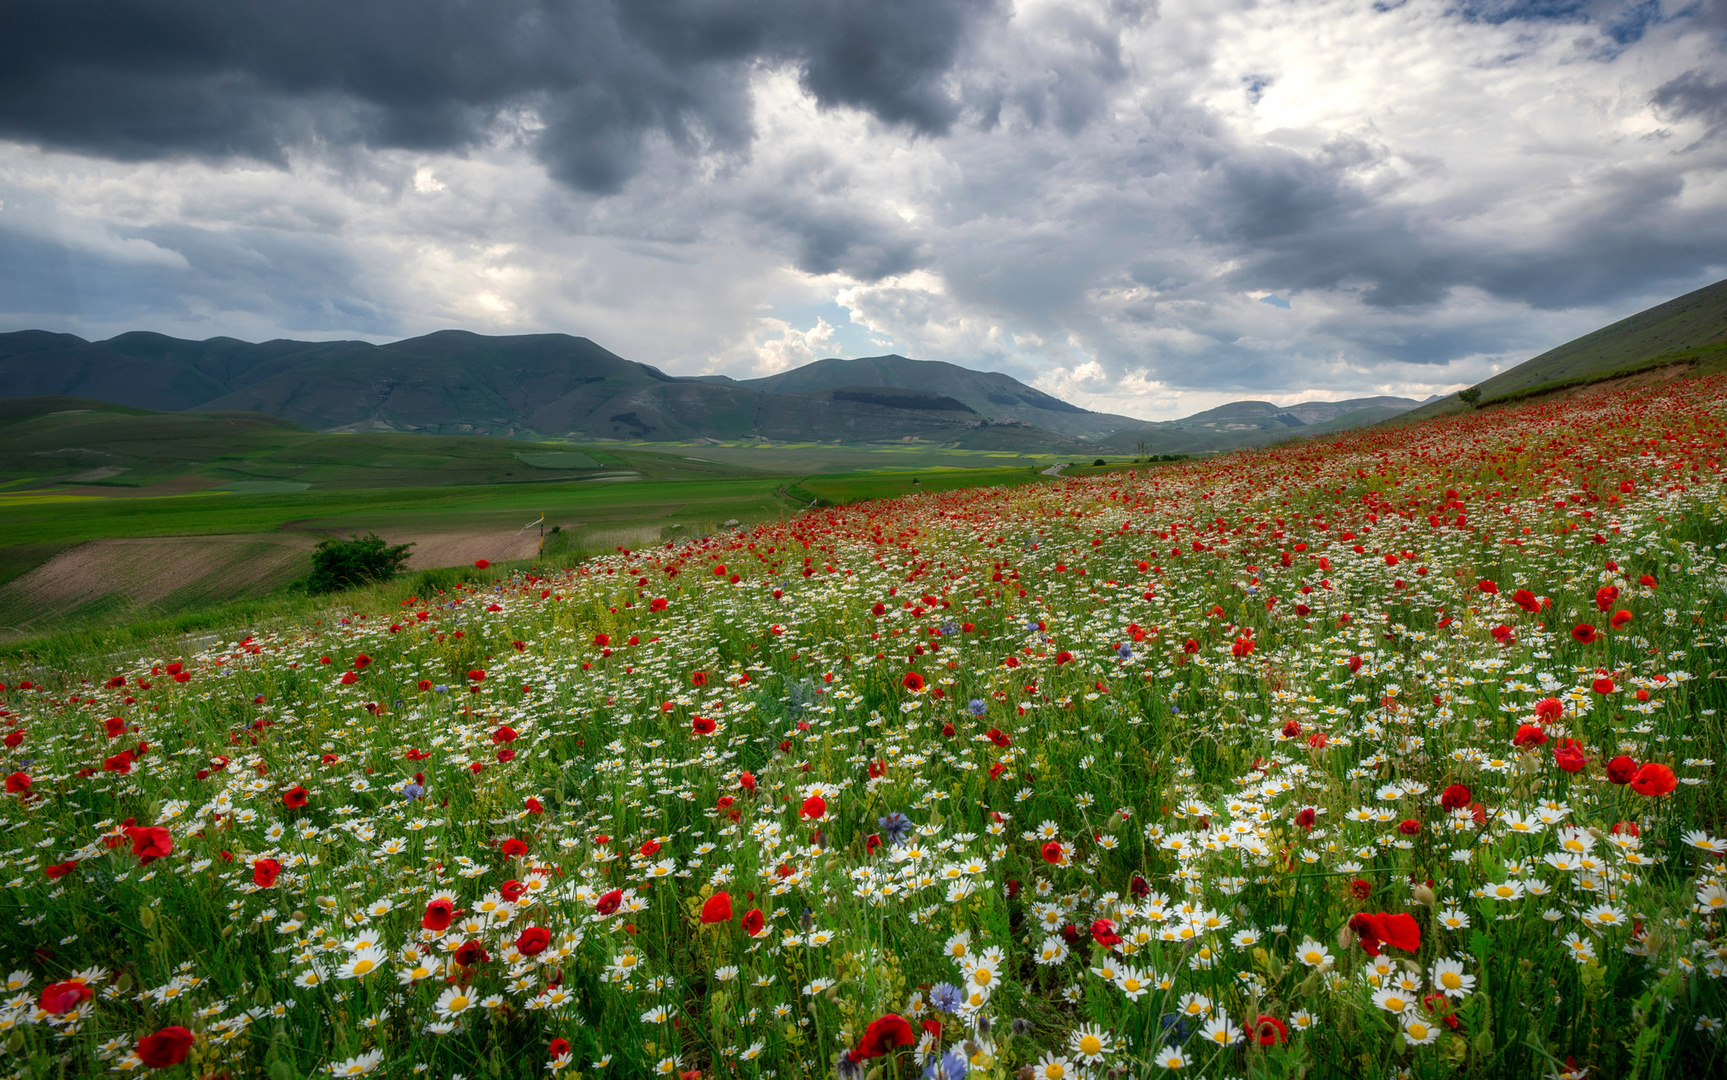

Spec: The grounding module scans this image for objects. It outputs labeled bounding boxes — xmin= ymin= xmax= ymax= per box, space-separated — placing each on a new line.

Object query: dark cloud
xmin=1653 ymin=69 xmax=1727 ymax=143
xmin=0 ymin=0 xmax=999 ymax=194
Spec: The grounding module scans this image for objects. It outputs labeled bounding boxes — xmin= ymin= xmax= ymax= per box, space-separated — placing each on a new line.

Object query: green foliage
xmin=305 ymin=532 xmax=414 ymax=594
xmin=1458 ymin=386 xmax=1483 ymax=404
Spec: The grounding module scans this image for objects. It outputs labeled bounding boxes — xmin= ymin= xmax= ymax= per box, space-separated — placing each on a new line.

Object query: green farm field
xmin=0 ymin=397 xmax=1086 ymax=643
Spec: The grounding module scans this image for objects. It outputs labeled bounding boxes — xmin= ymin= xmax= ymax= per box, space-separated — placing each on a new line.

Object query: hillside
xmin=730 ymin=354 xmax=1145 ymax=439
xmin=1404 ymin=276 xmax=1727 ymax=419
xmin=0 ymin=331 xmax=1114 ymax=446
xmin=1095 ymin=394 xmax=1425 ymax=455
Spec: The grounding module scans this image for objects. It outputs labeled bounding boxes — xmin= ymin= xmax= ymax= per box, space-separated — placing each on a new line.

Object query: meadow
xmin=3 ymin=378 xmax=1726 ymax=1080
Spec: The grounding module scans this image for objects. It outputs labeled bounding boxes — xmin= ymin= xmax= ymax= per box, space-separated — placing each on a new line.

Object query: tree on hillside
xmin=306 ymin=533 xmax=414 ymax=594
xmin=1458 ymin=386 xmax=1482 ymax=405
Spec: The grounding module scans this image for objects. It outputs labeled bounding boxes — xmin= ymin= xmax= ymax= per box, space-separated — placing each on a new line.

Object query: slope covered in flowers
xmin=5 ymin=377 xmax=1727 ymax=1080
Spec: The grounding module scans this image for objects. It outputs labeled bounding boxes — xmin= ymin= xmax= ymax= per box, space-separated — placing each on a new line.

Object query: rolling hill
xmin=1403 ymin=276 xmax=1727 ymax=420
xmin=721 ymin=354 xmax=1146 ymax=440
xmin=1096 ymin=394 xmax=1428 ymax=454
xmin=0 ymin=330 xmax=1120 ymax=446
xmin=0 ymin=327 xmax=1440 ymax=452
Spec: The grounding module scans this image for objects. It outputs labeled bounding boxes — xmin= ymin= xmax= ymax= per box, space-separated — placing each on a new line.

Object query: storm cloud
xmin=1 ymin=0 xmax=1723 ymax=418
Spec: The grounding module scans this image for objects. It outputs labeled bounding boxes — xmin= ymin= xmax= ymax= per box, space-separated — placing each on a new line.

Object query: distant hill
xmin=1097 ymin=395 xmax=1424 ymax=455
xmin=732 ymin=354 xmax=1145 ymax=440
xmin=1403 ymin=276 xmax=1727 ymax=420
xmin=0 ymin=330 xmax=1129 ymax=446
xmin=0 ymin=327 xmax=1430 ymax=452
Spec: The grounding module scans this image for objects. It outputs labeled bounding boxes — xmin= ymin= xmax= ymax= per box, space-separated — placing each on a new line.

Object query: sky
xmin=1 ymin=0 xmax=1724 ymax=422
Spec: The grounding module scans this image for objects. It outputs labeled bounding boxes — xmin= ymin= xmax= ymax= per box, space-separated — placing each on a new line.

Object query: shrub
xmin=1458 ymin=386 xmax=1482 ymax=404
xmin=1093 ymin=458 xmax=1107 ymax=467
xmin=306 ymin=533 xmax=414 ymax=594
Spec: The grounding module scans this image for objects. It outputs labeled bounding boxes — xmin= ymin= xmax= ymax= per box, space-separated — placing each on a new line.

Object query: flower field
xmin=6 ymin=378 xmax=1727 ymax=1080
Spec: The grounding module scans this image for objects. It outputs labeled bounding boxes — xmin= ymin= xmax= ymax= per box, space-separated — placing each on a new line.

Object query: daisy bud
xmin=1412 ymin=883 xmax=1437 ymax=908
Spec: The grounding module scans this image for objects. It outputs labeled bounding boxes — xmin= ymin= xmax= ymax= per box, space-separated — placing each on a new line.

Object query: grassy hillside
xmin=1404 ymin=276 xmax=1727 ymax=419
xmin=736 ymin=354 xmax=1145 ymax=438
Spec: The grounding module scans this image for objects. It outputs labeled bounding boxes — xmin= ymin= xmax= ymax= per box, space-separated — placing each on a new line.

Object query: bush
xmin=1458 ymin=386 xmax=1482 ymax=404
xmin=1093 ymin=458 xmax=1107 ymax=467
xmin=306 ymin=533 xmax=414 ymax=594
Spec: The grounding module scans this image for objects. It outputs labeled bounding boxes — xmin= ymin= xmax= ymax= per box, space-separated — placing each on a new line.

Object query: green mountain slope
xmin=733 ymin=354 xmax=1143 ymax=439
xmin=1404 ymin=276 xmax=1727 ymax=420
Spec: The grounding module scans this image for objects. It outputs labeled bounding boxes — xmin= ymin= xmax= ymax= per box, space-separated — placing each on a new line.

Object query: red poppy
xmin=800 ymin=795 xmax=826 ymax=820
xmin=44 ymin=860 xmax=77 ymax=879
xmin=467 ymin=669 xmax=486 ymax=682
xmin=492 ymin=725 xmax=518 ymax=744
xmin=1477 ymin=579 xmax=1498 ymax=595
xmin=453 ymin=940 xmax=489 ymax=967
xmin=1594 ymin=585 xmax=1619 ymax=611
xmin=850 ymin=1014 xmax=916 ymax=1061
xmin=742 ymin=907 xmax=765 ymax=936
xmin=103 ymin=716 xmax=128 ymax=738
xmin=1091 ymin=918 xmax=1122 ymax=947
xmin=251 ymin=858 xmax=281 ymax=888
xmin=422 ymin=898 xmax=457 ymax=930
xmin=1610 ymin=609 xmax=1633 ymax=629
xmin=1440 ymin=783 xmax=1471 ymax=810
xmin=1397 ymin=818 xmax=1421 ymax=836
xmin=691 ymin=671 xmax=709 ymax=686
xmin=136 ymin=1026 xmax=196 ymax=1069
xmin=282 ymin=786 xmax=308 ymax=809
xmin=595 ymin=888 xmax=623 ymax=915
xmin=1535 ymin=698 xmax=1563 ymax=724
xmin=1511 ymin=724 xmax=1547 ymax=747
xmin=38 ymin=980 xmax=93 ymax=1015
xmin=474 ymin=559 xmax=490 ymax=569
xmin=549 ymin=1038 xmax=571 ymax=1059
xmin=501 ymin=878 xmax=526 ymax=901
xmin=1511 ymin=588 xmax=1540 ymax=613
xmin=4 ymin=771 xmax=29 ymax=795
xmin=516 ymin=926 xmax=551 ymax=956
xmin=700 ymin=892 xmax=734 ymax=924
xmin=739 ymin=771 xmax=757 ymax=790
xmin=1294 ymin=807 xmax=1316 ymax=830
xmin=1349 ymin=911 xmax=1420 ymax=956
xmin=1553 ymin=740 xmax=1588 ymax=774
xmin=691 ymin=716 xmax=716 ymax=735
xmin=500 ymin=838 xmax=529 ymax=857
xmin=902 ymin=672 xmax=925 ymax=692
xmin=1592 ymin=677 xmax=1615 ymax=695
xmin=125 ymin=825 xmax=173 ymax=864
xmin=986 ymin=728 xmax=1011 ymax=747
xmin=1349 ymin=879 xmax=1372 ymax=900
xmin=1605 ymin=755 xmax=1638 ymax=784
xmin=1630 ymin=762 xmax=1677 ymax=797
xmin=1571 ymin=623 xmax=1598 ymax=645
xmin=1040 ymin=839 xmax=1066 ymax=865
xmin=1253 ymin=1014 xmax=1289 ymax=1046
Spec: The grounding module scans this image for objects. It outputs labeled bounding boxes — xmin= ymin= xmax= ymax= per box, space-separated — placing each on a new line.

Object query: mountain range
xmin=0 ymin=328 xmax=1425 ymax=449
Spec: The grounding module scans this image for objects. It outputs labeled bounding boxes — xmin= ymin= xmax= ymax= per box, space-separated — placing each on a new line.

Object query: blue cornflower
xmin=1160 ymin=1013 xmax=1195 ymax=1043
xmin=401 ymin=783 xmax=425 ymax=801
xmin=924 ymin=1051 xmax=968 ymax=1079
xmin=930 ymin=983 xmax=963 ymax=1014
xmin=433 ymin=684 xmax=449 ymax=694
xmin=877 ymin=812 xmax=912 ymax=843
xmin=1117 ymin=642 xmax=1133 ymax=660
xmin=939 ymin=620 xmax=959 ymax=636
xmin=967 ymin=698 xmax=987 ymax=718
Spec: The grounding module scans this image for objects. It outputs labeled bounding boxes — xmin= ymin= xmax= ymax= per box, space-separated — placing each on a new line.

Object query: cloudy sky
xmin=2 ymin=0 xmax=1724 ymax=420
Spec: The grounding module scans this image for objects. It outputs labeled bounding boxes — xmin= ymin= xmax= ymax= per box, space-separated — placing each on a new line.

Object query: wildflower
xmin=1152 ymin=1045 xmax=1189 ymax=1070
xmin=1630 ymin=763 xmax=1677 ymax=796
xmin=325 ymin=1050 xmax=385 ymax=1076
xmin=136 ymin=1026 xmax=196 ymax=1068
xmin=1429 ymin=958 xmax=1475 ymax=998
